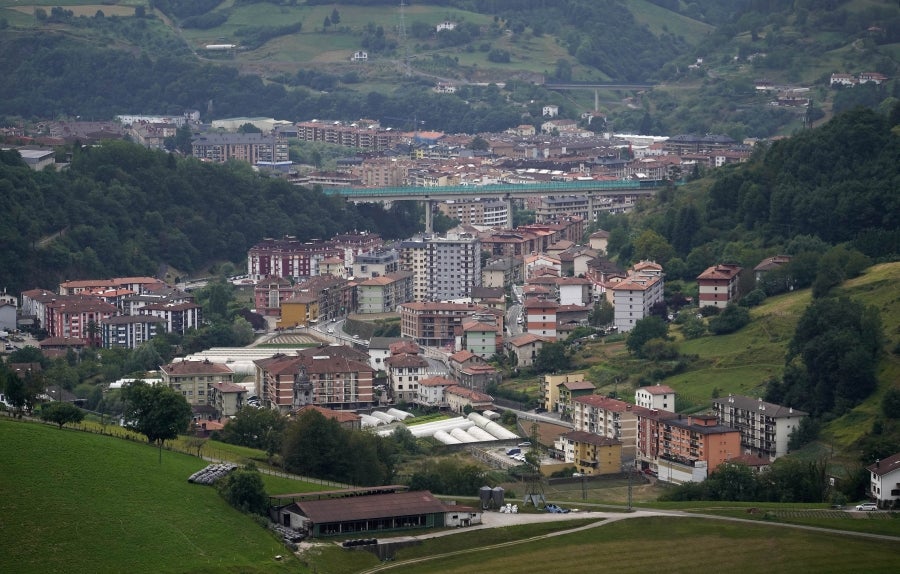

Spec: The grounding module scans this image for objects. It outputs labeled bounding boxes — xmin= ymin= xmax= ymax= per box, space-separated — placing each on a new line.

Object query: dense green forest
xmin=603 ymin=105 xmax=900 ymax=284
xmin=0 ymin=142 xmax=424 ymax=293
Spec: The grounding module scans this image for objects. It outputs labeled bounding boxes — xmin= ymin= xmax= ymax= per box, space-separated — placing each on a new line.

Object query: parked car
xmin=855 ymin=502 xmax=878 ymax=511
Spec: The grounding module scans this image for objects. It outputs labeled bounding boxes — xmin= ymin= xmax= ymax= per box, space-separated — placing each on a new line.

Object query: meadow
xmin=378 ymin=516 xmax=900 ymax=574
xmin=0 ymin=417 xmax=303 ymax=573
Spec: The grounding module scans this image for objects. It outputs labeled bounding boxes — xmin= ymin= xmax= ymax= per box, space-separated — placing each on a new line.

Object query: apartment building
xmin=356 ymin=271 xmax=414 ymax=314
xmin=161 ymin=360 xmax=234 ymax=407
xmin=191 ymin=133 xmax=289 ymax=164
xmin=352 ymin=249 xmax=400 ymax=279
xmin=651 ymin=414 xmax=741 ymax=484
xmin=541 ymin=373 xmax=586 ymax=413
xmin=437 ymin=199 xmax=510 ymax=228
xmin=45 ymin=297 xmax=118 ymax=345
xmin=481 ymin=256 xmax=524 ymax=289
xmin=247 ymin=236 xmax=343 ymax=281
xmin=426 ymin=231 xmax=482 ymax=301
xmin=385 ymin=352 xmax=430 ymax=403
xmin=572 ymin=395 xmax=656 ymax=461
xmin=611 ymin=273 xmax=664 ymax=333
xmin=712 ymin=394 xmax=808 ymax=460
xmin=554 ymin=431 xmax=623 ymax=476
xmin=697 ymin=263 xmax=742 ymax=309
xmin=100 ymin=315 xmax=166 ymax=349
xmin=138 ymin=301 xmax=202 ymax=336
xmin=254 ymin=346 xmax=375 ymax=412
xmin=209 ymin=382 xmax=247 ymax=418
xmin=400 ymin=302 xmax=489 ymax=347
xmin=523 ymin=298 xmax=558 ymax=340
xmin=398 ymin=240 xmax=429 ymax=302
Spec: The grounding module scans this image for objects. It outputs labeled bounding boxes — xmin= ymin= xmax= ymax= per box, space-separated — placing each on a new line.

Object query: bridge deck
xmin=323 ymin=179 xmax=667 ymax=198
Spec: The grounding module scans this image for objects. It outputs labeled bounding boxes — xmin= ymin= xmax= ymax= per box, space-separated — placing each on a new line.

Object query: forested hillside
xmin=1 ymin=1 xmax=895 ymax=136
xmin=0 ymin=142 xmax=423 ymax=292
xmin=604 ymin=104 xmax=900 ymax=285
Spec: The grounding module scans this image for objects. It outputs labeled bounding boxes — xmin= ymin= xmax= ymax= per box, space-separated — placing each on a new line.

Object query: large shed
xmin=275 ymin=489 xmax=479 ymax=537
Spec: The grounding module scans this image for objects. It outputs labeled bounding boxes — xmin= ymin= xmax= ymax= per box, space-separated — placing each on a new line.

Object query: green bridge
xmin=321 ymin=178 xmax=668 ymax=199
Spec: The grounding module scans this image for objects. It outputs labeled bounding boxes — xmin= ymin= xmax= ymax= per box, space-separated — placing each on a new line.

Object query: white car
xmin=855 ymin=502 xmax=878 ymax=511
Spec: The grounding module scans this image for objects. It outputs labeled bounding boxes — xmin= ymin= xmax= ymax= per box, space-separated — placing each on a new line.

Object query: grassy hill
xmin=0 ymin=418 xmax=298 ymax=573
xmin=666 ymin=262 xmax=900 ymax=456
xmin=10 ymin=416 xmax=895 ymax=574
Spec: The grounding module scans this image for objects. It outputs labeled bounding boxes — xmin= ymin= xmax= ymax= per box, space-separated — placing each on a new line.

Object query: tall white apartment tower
xmin=426 ymin=231 xmax=482 ymax=301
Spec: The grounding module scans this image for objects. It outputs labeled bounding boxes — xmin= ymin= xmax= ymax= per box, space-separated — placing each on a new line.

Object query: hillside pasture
xmin=381 ymin=516 xmax=900 ymax=574
xmin=0 ymin=418 xmax=296 ymax=573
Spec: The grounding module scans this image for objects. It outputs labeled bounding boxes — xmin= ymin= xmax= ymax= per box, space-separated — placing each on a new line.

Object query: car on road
xmin=855 ymin=502 xmax=878 ymax=511
xmin=517 ymin=442 xmax=531 ymax=448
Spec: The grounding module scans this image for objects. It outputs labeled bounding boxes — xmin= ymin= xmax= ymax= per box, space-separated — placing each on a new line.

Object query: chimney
xmin=876 ymin=459 xmax=880 ymax=469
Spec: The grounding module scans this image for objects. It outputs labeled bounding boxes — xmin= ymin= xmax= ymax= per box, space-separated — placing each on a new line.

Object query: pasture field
xmin=0 ymin=418 xmax=299 ymax=573
xmin=381 ymin=516 xmax=900 ymax=574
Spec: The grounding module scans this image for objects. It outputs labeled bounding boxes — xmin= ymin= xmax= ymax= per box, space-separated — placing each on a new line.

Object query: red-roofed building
xmin=445 ymin=385 xmax=493 ymax=413
xmin=294 ymin=405 xmax=362 ymax=431
xmin=504 ymin=333 xmax=549 ymax=368
xmin=209 ymin=381 xmax=248 ymax=417
xmin=697 ymin=264 xmax=742 ymax=309
xmin=415 ymin=376 xmax=456 ymax=408
xmin=45 ymin=297 xmax=118 ymax=346
xmin=161 ymin=360 xmax=234 ymax=407
xmin=524 ymin=298 xmax=558 ymax=340
xmin=254 ymin=347 xmax=375 ymax=412
xmin=868 ymin=452 xmax=900 ymax=508
xmin=400 ymin=302 xmax=490 ymax=347
xmin=460 ymin=319 xmax=500 ymax=358
xmin=611 ymin=273 xmax=663 ymax=333
xmin=386 ymin=352 xmax=430 ymax=402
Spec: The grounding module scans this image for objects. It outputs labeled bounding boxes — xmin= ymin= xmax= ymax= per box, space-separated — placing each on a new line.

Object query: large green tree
xmin=40 ymin=401 xmax=84 ymax=429
xmin=122 ymin=382 xmax=192 ymax=460
xmin=626 ymin=316 xmax=668 ymax=358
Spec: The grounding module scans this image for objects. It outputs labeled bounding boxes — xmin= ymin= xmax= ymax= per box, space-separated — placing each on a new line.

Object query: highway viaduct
xmin=321 ymin=179 xmax=669 ymax=232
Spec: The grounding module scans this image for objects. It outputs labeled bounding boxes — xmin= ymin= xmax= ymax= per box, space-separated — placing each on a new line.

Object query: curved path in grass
xmin=356 ymin=508 xmax=900 ymax=573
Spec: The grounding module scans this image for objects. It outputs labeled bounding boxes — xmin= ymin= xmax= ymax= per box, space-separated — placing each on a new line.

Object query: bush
xmin=739 ymin=288 xmax=767 ymax=308
xmin=708 ymin=304 xmax=750 ymax=335
xmin=217 ymin=465 xmax=268 ymax=516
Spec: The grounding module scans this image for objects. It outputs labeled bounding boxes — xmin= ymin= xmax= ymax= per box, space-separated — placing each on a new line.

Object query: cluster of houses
xmin=829 ymin=71 xmax=889 ymax=87
xmin=542 ymin=373 xmax=809 ymax=484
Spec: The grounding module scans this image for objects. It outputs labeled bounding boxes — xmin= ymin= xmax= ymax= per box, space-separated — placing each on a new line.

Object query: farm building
xmin=272 ymin=486 xmax=480 ymax=537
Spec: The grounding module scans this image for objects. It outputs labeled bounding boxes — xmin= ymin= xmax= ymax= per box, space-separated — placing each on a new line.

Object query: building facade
xmin=161 ymin=360 xmax=235 ymax=407
xmin=697 ymin=264 xmax=742 ymax=309
xmin=426 ymin=232 xmax=482 ymax=301
xmin=712 ymin=394 xmax=808 ymax=460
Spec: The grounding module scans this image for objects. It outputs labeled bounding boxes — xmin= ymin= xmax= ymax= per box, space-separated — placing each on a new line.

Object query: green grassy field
xmin=380 ymin=516 xmax=900 ymax=574
xmin=0 ymin=418 xmax=299 ymax=573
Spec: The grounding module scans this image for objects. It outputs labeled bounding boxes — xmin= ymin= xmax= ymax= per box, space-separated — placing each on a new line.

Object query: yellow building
xmin=277 ymin=294 xmax=319 ymax=329
xmin=555 ymin=430 xmax=622 ymax=475
xmin=541 ymin=373 xmax=587 ymax=412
